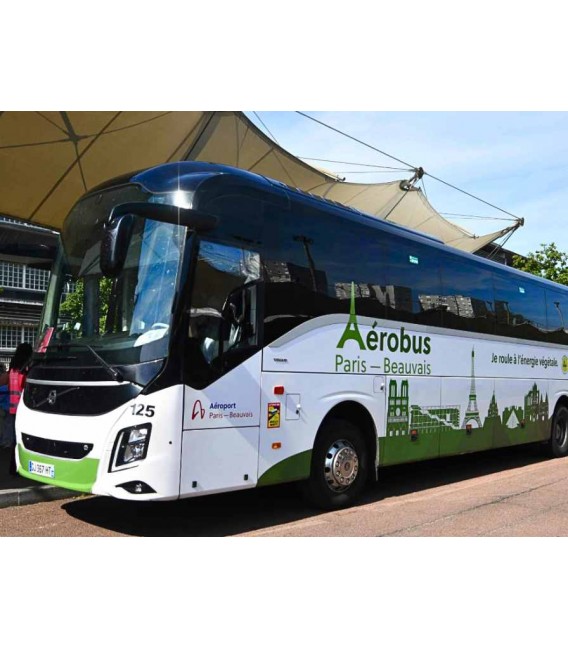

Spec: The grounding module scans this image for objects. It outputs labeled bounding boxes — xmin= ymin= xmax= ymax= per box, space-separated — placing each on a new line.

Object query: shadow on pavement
xmin=62 ymin=443 xmax=551 ymax=536
xmin=63 ymin=482 xmax=318 ymax=537
xmin=0 ymin=447 xmax=38 ymax=491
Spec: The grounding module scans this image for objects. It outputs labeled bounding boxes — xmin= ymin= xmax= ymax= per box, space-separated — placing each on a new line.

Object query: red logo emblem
xmin=192 ymin=400 xmax=205 ymax=420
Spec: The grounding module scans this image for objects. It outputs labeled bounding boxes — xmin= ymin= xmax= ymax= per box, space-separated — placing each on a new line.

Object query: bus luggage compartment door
xmin=180 ymin=426 xmax=260 ymax=496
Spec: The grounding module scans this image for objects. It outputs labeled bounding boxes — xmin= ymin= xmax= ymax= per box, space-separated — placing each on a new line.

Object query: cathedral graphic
xmin=386 ymin=380 xmax=409 ymax=437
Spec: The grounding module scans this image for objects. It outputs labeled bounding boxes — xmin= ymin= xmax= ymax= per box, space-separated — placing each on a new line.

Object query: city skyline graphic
xmin=386 ymin=346 xmax=550 ymax=438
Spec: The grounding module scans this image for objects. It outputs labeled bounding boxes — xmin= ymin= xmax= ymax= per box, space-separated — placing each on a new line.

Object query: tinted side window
xmin=382 ymin=235 xmax=443 ymax=327
xmin=546 ymin=290 xmax=568 ymax=345
xmin=186 ymin=241 xmax=262 ymax=388
xmin=199 ymin=193 xmax=264 ymax=251
xmin=493 ymin=273 xmax=547 ymax=340
xmin=262 ymin=203 xmax=387 ymax=344
xmin=440 ymin=257 xmax=496 ymax=334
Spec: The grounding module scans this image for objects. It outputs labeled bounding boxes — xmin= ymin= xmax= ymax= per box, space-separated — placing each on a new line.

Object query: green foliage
xmin=512 ymin=243 xmax=568 ymax=286
xmin=59 ymin=278 xmax=113 ymax=332
xmin=59 ymin=279 xmax=84 ymax=324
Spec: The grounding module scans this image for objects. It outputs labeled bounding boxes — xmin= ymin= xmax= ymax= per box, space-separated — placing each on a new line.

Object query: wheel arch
xmin=553 ymin=394 xmax=568 ymax=415
xmin=549 ymin=396 xmax=568 ymax=457
xmin=318 ymin=400 xmax=378 ymax=480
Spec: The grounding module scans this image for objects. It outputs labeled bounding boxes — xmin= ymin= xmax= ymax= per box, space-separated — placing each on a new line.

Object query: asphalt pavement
xmin=1 ymin=444 xmax=566 ymax=536
xmin=0 ymin=446 xmax=74 ymax=509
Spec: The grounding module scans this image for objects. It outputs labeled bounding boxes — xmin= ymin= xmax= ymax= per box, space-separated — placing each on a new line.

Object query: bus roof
xmin=88 ymin=161 xmax=566 ymax=295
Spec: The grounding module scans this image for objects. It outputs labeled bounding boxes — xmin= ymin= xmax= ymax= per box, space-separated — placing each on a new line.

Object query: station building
xmin=0 ymin=216 xmax=58 ymax=368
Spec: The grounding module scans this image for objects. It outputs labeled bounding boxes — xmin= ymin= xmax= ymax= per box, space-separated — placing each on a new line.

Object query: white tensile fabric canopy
xmin=0 ymin=111 xmax=518 ymax=252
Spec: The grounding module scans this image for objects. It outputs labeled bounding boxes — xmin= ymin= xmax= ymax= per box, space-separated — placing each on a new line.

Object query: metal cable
xmin=486 ymin=228 xmax=518 ymax=260
xmin=253 ymin=112 xmax=280 ymax=145
xmin=299 ymin=157 xmax=411 ymax=171
xmin=332 ymin=170 xmax=409 ymax=174
xmin=295 ymin=111 xmax=525 ymax=224
xmin=441 ymin=212 xmax=518 ymax=222
xmin=425 ymin=172 xmax=523 ymax=222
xmin=296 ymin=111 xmax=415 ymax=169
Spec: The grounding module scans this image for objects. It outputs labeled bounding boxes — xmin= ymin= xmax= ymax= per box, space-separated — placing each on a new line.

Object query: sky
xmin=245 ymin=111 xmax=568 ymax=256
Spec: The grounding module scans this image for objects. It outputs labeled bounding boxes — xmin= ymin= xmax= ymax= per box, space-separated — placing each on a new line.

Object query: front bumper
xmin=18 ymin=445 xmax=99 ymax=493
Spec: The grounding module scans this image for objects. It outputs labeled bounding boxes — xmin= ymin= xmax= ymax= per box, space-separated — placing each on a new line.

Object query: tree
xmin=59 ymin=277 xmax=113 ymax=332
xmin=512 ymin=243 xmax=568 ymax=286
xmin=59 ymin=279 xmax=84 ymax=324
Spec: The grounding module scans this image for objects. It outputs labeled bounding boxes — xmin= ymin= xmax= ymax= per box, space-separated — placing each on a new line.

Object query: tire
xmin=550 ymin=406 xmax=568 ymax=458
xmin=304 ymin=418 xmax=369 ymax=510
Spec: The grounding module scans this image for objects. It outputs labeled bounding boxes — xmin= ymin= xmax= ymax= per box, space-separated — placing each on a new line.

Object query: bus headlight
xmin=113 ymin=424 xmax=152 ymax=469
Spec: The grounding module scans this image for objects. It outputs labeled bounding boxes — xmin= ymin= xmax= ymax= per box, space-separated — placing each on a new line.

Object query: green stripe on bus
xmin=258 ymin=450 xmax=312 ymax=486
xmin=17 ymin=445 xmax=99 ymax=493
xmin=378 ymin=417 xmax=550 ymax=466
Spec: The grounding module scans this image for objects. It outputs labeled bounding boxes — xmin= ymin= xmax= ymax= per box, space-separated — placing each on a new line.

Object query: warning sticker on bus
xmin=267 ymin=403 xmax=281 ymax=429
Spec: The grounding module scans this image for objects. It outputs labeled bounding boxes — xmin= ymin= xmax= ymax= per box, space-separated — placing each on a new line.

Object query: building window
xmin=63 ymin=280 xmax=76 ymax=296
xmin=0 ymin=326 xmax=22 ymax=350
xmin=0 ymin=262 xmax=24 ymax=288
xmin=24 ymin=266 xmax=50 ymax=291
xmin=0 ymin=325 xmax=36 ymax=350
xmin=0 ymin=262 xmax=50 ymax=291
xmin=22 ymin=327 xmax=36 ymax=346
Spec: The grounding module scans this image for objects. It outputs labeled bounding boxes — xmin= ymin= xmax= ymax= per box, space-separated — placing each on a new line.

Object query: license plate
xmin=28 ymin=460 xmax=55 ymax=478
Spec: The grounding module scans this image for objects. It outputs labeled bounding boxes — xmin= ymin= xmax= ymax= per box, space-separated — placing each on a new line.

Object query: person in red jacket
xmin=0 ymin=343 xmax=33 ymax=475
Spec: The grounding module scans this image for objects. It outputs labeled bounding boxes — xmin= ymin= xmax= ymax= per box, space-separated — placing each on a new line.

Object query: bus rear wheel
xmin=305 ymin=418 xmax=369 ymax=510
xmin=550 ymin=405 xmax=568 ymax=458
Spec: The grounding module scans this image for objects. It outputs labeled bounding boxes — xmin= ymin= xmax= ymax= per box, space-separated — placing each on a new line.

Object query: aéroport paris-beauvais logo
xmin=335 ymin=282 xmax=432 ymax=375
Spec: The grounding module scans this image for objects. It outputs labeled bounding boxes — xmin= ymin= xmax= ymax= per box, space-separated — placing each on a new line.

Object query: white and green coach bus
xmin=16 ymin=161 xmax=568 ymax=509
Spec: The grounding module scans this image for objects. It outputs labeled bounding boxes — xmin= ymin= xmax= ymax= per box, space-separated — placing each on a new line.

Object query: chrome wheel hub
xmin=324 ymin=439 xmax=359 ymax=493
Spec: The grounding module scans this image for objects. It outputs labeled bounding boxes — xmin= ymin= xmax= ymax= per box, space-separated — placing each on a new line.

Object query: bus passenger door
xmin=180 ymin=241 xmax=263 ymax=497
xmin=181 ymin=351 xmax=262 ymax=497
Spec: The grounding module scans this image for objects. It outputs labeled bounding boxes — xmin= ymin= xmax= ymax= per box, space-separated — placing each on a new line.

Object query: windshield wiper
xmin=66 ymin=343 xmax=124 ymax=383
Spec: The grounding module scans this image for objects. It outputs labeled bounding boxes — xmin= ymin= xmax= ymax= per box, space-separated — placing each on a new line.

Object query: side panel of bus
xmin=258 ymin=371 xmax=385 ymax=486
xmin=180 ymin=354 xmax=262 ymax=497
xmin=263 ymin=313 xmax=562 ymax=472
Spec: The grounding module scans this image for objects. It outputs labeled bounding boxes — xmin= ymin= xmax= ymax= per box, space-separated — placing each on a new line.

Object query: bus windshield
xmin=38 ymin=186 xmax=186 ymax=366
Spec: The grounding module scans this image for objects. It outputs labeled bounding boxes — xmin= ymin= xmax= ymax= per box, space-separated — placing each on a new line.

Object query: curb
xmin=0 ymin=485 xmax=76 ymax=509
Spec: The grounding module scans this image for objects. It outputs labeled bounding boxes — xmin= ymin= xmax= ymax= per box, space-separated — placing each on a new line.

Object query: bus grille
xmin=23 ymin=382 xmax=140 ymax=416
xmin=21 ymin=434 xmax=93 ymax=460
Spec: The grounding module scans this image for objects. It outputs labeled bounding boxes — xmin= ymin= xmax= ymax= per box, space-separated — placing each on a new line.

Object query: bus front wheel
xmin=550 ymin=405 xmax=568 ymax=458
xmin=305 ymin=418 xmax=369 ymax=510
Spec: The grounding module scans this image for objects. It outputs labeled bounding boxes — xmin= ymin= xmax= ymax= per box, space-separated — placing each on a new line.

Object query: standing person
xmin=0 ymin=343 xmax=33 ymax=475
xmin=0 ymin=363 xmax=8 ymax=446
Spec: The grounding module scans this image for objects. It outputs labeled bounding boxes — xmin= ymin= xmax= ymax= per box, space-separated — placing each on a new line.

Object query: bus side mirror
xmin=100 ymin=212 xmax=137 ymax=277
xmin=100 ymin=201 xmax=218 ymax=278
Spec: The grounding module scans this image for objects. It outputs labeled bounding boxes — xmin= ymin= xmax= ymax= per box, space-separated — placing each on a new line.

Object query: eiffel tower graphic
xmin=462 ymin=347 xmax=482 ymax=428
xmin=337 ymin=282 xmax=365 ymax=349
